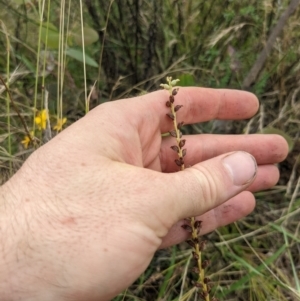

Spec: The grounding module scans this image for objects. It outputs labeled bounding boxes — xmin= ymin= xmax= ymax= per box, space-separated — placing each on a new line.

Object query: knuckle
xmin=186 ymin=166 xmax=221 ymax=213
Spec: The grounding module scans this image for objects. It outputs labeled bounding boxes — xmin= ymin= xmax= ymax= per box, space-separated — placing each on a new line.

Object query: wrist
xmin=0 ymin=173 xmax=110 ymax=301
xmin=0 ymin=179 xmax=53 ymax=301
xmin=0 ymin=181 xmax=21 ymax=301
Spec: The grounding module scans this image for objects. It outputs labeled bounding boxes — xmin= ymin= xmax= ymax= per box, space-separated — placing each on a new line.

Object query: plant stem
xmin=161 ymin=77 xmax=213 ymax=300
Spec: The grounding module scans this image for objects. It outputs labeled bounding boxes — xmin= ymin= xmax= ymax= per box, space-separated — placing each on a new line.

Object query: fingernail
xmin=222 ymin=151 xmax=257 ymax=186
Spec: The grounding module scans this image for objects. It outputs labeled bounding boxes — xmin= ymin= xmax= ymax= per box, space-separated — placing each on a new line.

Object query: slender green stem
xmin=3 ymin=22 xmax=12 ymax=174
xmin=79 ymin=0 xmax=88 ymax=113
xmin=161 ymin=77 xmax=213 ymax=301
xmin=97 ymin=0 xmax=115 ymax=96
xmin=33 ymin=0 xmax=46 ymax=135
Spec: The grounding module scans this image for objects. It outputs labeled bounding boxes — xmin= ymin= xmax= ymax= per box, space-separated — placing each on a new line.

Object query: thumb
xmin=166 ymin=151 xmax=257 ymax=221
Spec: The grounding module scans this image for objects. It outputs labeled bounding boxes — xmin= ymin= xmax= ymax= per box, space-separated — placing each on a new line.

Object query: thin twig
xmin=242 ymin=0 xmax=300 ymax=89
xmin=0 ymin=75 xmax=33 ymax=145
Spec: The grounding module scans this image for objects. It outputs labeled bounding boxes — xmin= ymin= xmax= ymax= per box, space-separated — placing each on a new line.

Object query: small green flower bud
xmin=171 ymin=79 xmax=180 ymax=86
xmin=160 ymin=84 xmax=170 ymax=90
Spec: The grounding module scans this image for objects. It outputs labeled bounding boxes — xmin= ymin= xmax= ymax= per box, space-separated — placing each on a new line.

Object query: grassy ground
xmin=0 ymin=0 xmax=299 ymax=300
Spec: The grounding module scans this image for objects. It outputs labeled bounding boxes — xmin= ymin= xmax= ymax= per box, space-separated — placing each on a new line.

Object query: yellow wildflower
xmin=21 ymin=131 xmax=34 ymax=149
xmin=53 ymin=117 xmax=67 ymax=131
xmin=35 ymin=109 xmax=48 ymax=130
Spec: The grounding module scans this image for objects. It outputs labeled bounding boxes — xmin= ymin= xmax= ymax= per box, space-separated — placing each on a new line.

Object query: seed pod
xmin=202 ymin=259 xmax=210 ymax=269
xmin=166 ymin=113 xmax=174 ymax=120
xmin=192 ymin=251 xmax=199 ymax=260
xmin=172 ymin=88 xmax=179 ymax=95
xmin=166 ymin=101 xmax=171 ymax=107
xmin=194 ymin=282 xmax=203 ymax=288
xmin=181 ymin=224 xmax=192 ymax=232
xmin=170 ymin=145 xmax=179 ymax=152
xmin=193 ymin=237 xmax=199 ymax=244
xmin=175 ymin=159 xmax=184 ymax=166
xmin=192 ymin=267 xmax=200 ymax=274
xmin=182 ymin=149 xmax=187 ymax=157
xmin=179 ymin=139 xmax=186 ymax=147
xmin=204 ymin=277 xmax=211 ymax=284
xmin=186 ymin=240 xmax=195 ymax=247
xmin=179 ymin=131 xmax=182 ymax=138
xmin=199 ymin=240 xmax=207 ymax=251
xmin=169 ymin=95 xmax=175 ymax=103
xmin=169 ymin=130 xmax=177 ymax=137
xmin=198 ymin=291 xmax=208 ymax=299
xmin=177 ymin=121 xmax=184 ymax=128
xmin=174 ymin=105 xmax=183 ymax=112
xmin=194 ymin=220 xmax=202 ymax=229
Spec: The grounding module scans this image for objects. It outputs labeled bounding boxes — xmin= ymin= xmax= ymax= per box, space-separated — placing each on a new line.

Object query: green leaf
xmin=158 ymin=247 xmax=177 ymax=298
xmin=270 ymin=223 xmax=300 ymax=243
xmin=65 ymin=48 xmax=98 ymax=68
xmin=40 ymin=22 xmax=60 ymax=49
xmin=219 ymin=244 xmax=286 ymax=297
xmin=72 ymin=26 xmax=99 ymax=46
xmin=178 ymin=74 xmax=195 ymax=86
xmin=12 ymin=0 xmax=31 ymax=4
xmin=15 ymin=54 xmax=35 ymax=73
xmin=260 ymin=127 xmax=294 ymax=152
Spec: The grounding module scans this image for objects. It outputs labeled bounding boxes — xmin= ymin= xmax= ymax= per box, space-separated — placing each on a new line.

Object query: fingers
xmin=246 ymin=164 xmax=279 ymax=191
xmin=161 ymin=151 xmax=257 ymax=222
xmin=160 ymin=191 xmax=255 ymax=248
xmin=160 ymin=164 xmax=280 ymax=248
xmin=128 ymin=88 xmax=259 ymax=133
xmin=160 ymin=134 xmax=288 ymax=172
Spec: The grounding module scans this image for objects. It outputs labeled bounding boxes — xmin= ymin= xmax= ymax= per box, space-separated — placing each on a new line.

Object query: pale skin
xmin=0 ymin=88 xmax=288 ymax=301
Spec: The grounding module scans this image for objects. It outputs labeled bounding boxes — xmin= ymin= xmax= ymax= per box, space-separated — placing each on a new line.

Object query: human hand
xmin=0 ymin=88 xmax=288 ymax=301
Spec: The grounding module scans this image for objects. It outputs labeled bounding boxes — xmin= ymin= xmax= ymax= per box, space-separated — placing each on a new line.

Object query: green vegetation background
xmin=0 ymin=0 xmax=299 ymax=300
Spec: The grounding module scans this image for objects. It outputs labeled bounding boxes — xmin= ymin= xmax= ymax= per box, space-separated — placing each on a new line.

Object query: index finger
xmin=131 ymin=88 xmax=259 ymax=133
